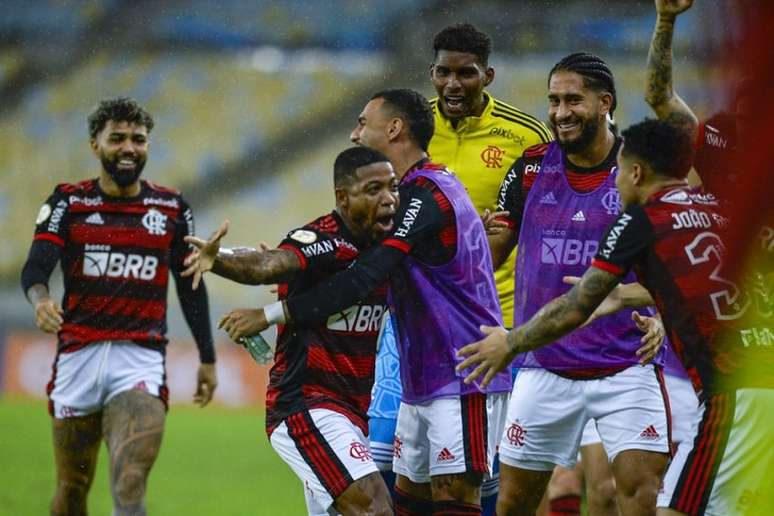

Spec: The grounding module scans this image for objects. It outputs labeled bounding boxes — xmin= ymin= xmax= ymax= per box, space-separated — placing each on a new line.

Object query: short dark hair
xmin=334 ymin=146 xmax=391 ymax=187
xmin=621 ymin=119 xmax=694 ymax=180
xmin=433 ymin=23 xmax=492 ymax=66
xmin=88 ymin=97 xmax=154 ymax=139
xmin=371 ymin=89 xmax=434 ymax=151
xmin=549 ymin=52 xmax=618 ymax=115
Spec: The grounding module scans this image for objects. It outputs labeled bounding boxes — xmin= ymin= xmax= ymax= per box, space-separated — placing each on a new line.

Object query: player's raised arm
xmin=645 ymin=0 xmax=699 ymax=139
xmin=456 ymin=266 xmax=623 ymax=387
xmin=183 ymin=220 xmax=303 ymax=287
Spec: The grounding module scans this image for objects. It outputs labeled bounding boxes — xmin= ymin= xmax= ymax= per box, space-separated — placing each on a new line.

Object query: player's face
xmin=430 ymin=50 xmax=493 ymax=120
xmin=351 ymin=98 xmax=391 ymax=153
xmin=91 ymin=120 xmax=149 ymax=188
xmin=340 ymin=161 xmax=399 ymax=244
xmin=548 ymin=71 xmax=609 ymax=154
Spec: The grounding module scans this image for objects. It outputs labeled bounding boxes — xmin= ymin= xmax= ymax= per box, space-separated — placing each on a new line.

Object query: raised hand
xmin=655 ymin=0 xmax=694 ymax=17
xmin=182 ymin=220 xmax=229 ymax=289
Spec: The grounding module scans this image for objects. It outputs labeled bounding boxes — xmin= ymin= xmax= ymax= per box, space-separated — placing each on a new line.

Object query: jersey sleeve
xmin=381 ymin=182 xmax=445 ymax=254
xmin=170 ymin=196 xmax=196 ymax=271
xmin=32 ymin=186 xmax=71 ymax=247
xmin=496 ymin=157 xmax=527 ymax=229
xmin=278 ymin=227 xmax=340 ymax=272
xmin=592 ymin=204 xmax=654 ymax=276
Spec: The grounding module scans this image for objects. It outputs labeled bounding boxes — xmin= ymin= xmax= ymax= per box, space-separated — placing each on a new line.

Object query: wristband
xmin=265 ymin=301 xmax=286 ymax=325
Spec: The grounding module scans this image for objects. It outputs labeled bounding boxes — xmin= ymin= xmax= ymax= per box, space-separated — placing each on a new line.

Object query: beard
xmin=555 ymin=117 xmax=600 ymax=155
xmin=101 ymin=154 xmax=146 ymax=188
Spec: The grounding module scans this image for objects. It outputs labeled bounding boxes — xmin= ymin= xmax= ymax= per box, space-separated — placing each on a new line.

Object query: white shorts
xmin=658 ymin=388 xmax=774 ymax=516
xmin=664 ymin=373 xmax=700 ymax=449
xmin=392 ymin=392 xmax=508 ymax=484
xmin=47 ymin=340 xmax=166 ymax=418
xmin=499 ymin=365 xmax=670 ymax=471
xmin=270 ymin=409 xmax=379 ymax=516
xmin=578 ymin=373 xmax=700 ymax=451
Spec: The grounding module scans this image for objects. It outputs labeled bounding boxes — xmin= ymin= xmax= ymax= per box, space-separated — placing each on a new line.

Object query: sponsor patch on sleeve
xmin=35 ymin=204 xmax=52 ymax=225
xmin=290 ymin=229 xmax=317 ymax=244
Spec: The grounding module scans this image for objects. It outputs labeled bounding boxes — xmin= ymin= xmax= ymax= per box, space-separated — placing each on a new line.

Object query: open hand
xmin=655 ymin=0 xmax=694 ymax=17
xmin=182 ymin=220 xmax=229 ymax=289
xmin=455 ymin=325 xmax=513 ymax=388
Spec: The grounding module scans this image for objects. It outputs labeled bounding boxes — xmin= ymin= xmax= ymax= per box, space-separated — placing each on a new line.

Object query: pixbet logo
xmin=349 ymin=441 xmax=373 ymax=462
xmin=541 ymin=238 xmax=598 ymax=266
xmin=83 ymin=251 xmax=159 ymax=280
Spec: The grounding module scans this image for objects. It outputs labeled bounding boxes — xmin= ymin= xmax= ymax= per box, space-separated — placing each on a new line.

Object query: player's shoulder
xmin=295 ymin=212 xmax=341 ymax=239
xmin=53 ymin=178 xmax=97 ymax=197
xmin=143 ymin=179 xmax=181 ymax=197
xmin=509 ymin=143 xmax=551 ymax=172
xmin=490 ymin=98 xmax=552 ymax=141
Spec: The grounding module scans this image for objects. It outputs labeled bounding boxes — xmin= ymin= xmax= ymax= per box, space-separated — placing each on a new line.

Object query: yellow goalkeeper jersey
xmin=428 ymin=93 xmax=552 ymax=326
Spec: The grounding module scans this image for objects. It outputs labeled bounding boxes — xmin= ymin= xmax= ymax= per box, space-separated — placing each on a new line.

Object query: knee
xmin=587 ymin=476 xmax=617 ymax=506
xmin=430 ymin=472 xmax=482 ymax=502
xmin=616 ymin=475 xmax=660 ymax=510
xmin=112 ymin=468 xmax=147 ymax=506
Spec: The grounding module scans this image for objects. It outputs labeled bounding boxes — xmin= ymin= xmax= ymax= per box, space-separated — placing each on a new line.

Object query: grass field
xmin=0 ymin=396 xmax=306 ymax=515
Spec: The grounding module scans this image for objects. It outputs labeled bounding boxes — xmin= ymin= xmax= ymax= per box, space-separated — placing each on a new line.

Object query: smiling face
xmin=548 ymin=71 xmax=611 ymax=155
xmin=91 ymin=120 xmax=149 ymax=188
xmin=430 ymin=50 xmax=493 ymax=121
xmin=337 ymin=161 xmax=399 ymax=244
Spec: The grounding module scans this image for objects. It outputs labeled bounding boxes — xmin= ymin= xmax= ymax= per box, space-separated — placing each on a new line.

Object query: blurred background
xmin=0 ymin=0 xmax=744 ymax=513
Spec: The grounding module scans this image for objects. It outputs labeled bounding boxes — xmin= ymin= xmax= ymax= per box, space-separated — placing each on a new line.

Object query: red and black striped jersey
xmin=694 ymin=113 xmax=737 ymax=196
xmin=32 ymin=178 xmax=195 ymax=352
xmin=266 ymin=211 xmax=387 ymax=437
xmin=592 ymin=185 xmax=771 ymax=396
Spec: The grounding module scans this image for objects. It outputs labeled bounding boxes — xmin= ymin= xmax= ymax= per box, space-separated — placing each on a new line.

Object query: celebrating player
xmin=459 ymin=118 xmax=774 ymax=516
xmin=183 ymin=146 xmax=396 ymax=516
xmin=484 ymin=53 xmax=671 ymax=516
xmin=243 ymin=88 xmax=511 ymax=514
xmin=20 ymin=97 xmax=217 ymax=515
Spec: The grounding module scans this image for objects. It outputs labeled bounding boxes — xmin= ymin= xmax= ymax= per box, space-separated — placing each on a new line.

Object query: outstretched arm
xmin=645 ymin=0 xmax=699 ymax=138
xmin=183 ymin=221 xmax=302 ymax=287
xmin=456 ymin=267 xmax=622 ymax=387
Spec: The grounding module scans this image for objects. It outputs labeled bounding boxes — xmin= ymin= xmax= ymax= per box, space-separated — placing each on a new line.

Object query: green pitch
xmin=0 ymin=396 xmax=306 ymax=515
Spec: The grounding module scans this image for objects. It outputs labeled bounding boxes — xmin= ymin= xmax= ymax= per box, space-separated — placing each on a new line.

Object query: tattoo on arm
xmin=507 ymin=268 xmax=621 ymax=354
xmin=645 ymin=15 xmax=698 ymax=137
xmin=212 ymin=248 xmax=301 ymax=284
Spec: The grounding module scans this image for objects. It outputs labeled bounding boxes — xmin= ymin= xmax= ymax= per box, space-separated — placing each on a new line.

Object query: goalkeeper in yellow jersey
xmin=428 ymin=23 xmax=552 ymax=328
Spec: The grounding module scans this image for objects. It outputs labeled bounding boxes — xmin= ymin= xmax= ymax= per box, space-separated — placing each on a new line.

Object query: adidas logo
xmin=540 ymin=192 xmax=557 ymax=205
xmin=436 ymin=447 xmax=456 ymax=463
xmin=85 ymin=212 xmax=104 ymax=225
xmin=571 ymin=210 xmax=586 ymax=222
xmin=639 ymin=425 xmax=660 ymax=440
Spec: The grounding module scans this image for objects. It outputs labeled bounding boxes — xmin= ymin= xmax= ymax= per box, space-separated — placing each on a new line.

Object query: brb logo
xmin=142 ymin=208 xmax=167 ymax=236
xmin=349 ymin=441 xmax=373 ymax=462
xmin=327 ymin=304 xmax=385 ymax=333
xmin=480 ymin=145 xmax=505 ymax=168
xmin=541 ymin=238 xmax=598 ymax=266
xmin=83 ymin=245 xmax=159 ymax=280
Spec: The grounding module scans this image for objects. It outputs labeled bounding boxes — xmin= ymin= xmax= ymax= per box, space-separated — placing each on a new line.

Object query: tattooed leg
xmin=50 ymin=412 xmax=102 ymax=516
xmin=102 ymin=390 xmax=165 ymax=516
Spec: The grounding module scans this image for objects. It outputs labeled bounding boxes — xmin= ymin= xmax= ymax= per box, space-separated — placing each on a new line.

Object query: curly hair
xmin=371 ymin=89 xmax=434 ymax=152
xmin=549 ymin=52 xmax=618 ymax=115
xmin=433 ymin=23 xmax=492 ymax=66
xmin=87 ymin=97 xmax=154 ymax=138
xmin=621 ymin=119 xmax=694 ymax=179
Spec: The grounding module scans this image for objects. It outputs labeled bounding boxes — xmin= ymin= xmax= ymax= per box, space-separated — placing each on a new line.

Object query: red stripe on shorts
xmin=461 ymin=393 xmax=488 ymax=474
xmin=672 ymin=393 xmax=734 ymax=515
xmin=286 ymin=411 xmax=354 ymax=498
